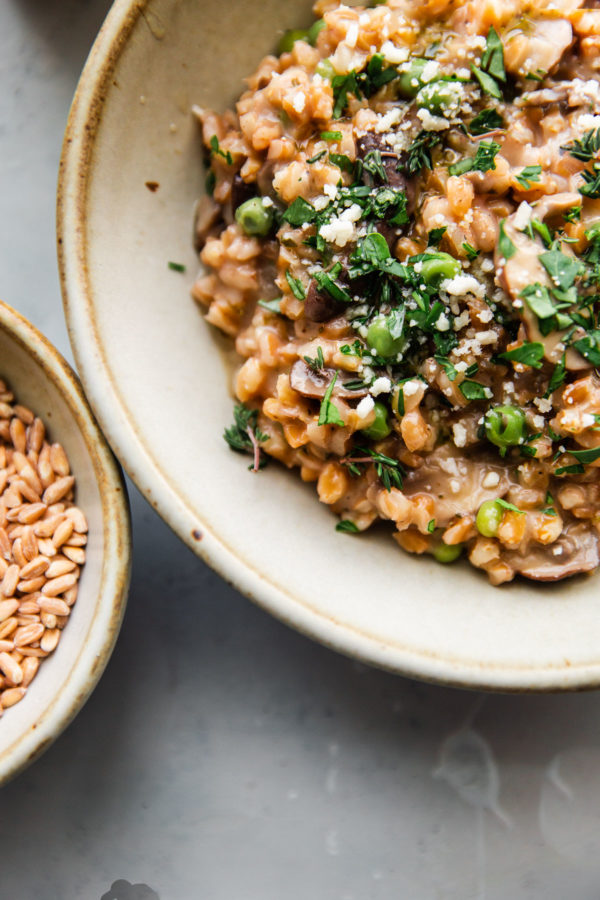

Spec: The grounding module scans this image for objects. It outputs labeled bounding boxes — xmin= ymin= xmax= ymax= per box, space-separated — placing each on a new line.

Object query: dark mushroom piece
xmin=304 ymin=279 xmax=346 ymax=323
xmin=506 ymin=522 xmax=600 ymax=582
xmin=230 ymin=173 xmax=257 ymax=216
xmin=193 ymin=195 xmax=223 ymax=251
xmin=356 ymin=133 xmax=408 ymax=190
xmin=290 ymin=360 xmax=368 ymax=399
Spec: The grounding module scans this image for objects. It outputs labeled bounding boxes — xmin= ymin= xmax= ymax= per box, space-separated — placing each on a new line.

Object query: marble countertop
xmin=1 ymin=2 xmax=600 ymax=898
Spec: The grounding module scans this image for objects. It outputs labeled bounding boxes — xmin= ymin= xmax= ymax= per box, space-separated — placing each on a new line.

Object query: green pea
xmin=484 ymin=405 xmax=526 ymax=451
xmin=235 ymin=197 xmax=274 ymax=237
xmin=420 ymin=252 xmax=461 ymax=286
xmin=316 ymin=58 xmax=335 ymax=80
xmin=476 ymin=500 xmax=504 ymax=538
xmin=307 ymin=19 xmax=326 ymax=46
xmin=416 ymin=79 xmax=464 ymax=116
xmin=278 ymin=29 xmax=309 ymax=54
xmin=361 ymin=401 xmax=391 ymax=441
xmin=432 ymin=542 xmax=463 ymax=563
xmin=397 ymin=58 xmax=429 ymax=99
xmin=366 ymin=315 xmax=405 ymax=359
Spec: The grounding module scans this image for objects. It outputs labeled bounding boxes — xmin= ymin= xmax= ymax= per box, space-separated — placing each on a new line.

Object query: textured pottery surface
xmin=58 ymin=0 xmax=600 ymax=691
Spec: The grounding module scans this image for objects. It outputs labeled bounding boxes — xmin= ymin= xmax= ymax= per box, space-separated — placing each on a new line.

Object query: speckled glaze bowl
xmin=0 ymin=301 xmax=130 ymax=784
xmin=58 ymin=0 xmax=600 ymax=692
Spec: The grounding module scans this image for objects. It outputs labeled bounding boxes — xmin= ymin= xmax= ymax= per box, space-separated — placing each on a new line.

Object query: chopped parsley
xmin=562 ymin=128 xmax=600 ymax=162
xmin=318 ymin=373 xmax=345 ymax=427
xmin=224 ymin=404 xmax=268 ymax=471
xmin=468 ymin=108 xmax=504 ymax=135
xmin=515 ymin=165 xmax=542 ymax=190
xmin=448 ymin=141 xmax=501 ymax=176
xmin=336 ymin=520 xmax=360 ymax=534
xmin=285 ymin=270 xmax=306 ymax=300
xmin=498 ymin=220 xmax=517 ymax=259
xmin=167 ymin=261 xmax=186 ymax=272
xmin=303 ymin=346 xmax=325 ymax=371
xmin=209 ymin=134 xmax=233 ymax=165
xmin=498 ymin=342 xmax=545 ymax=369
xmin=257 ymin=298 xmax=282 ymax=314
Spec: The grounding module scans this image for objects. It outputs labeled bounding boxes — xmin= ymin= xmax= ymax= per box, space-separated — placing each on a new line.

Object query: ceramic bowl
xmin=58 ymin=0 xmax=600 ymax=692
xmin=0 ymin=301 xmax=130 ymax=784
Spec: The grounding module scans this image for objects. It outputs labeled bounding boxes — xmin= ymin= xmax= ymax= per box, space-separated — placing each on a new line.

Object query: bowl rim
xmin=0 ymin=300 xmax=131 ymax=785
xmin=57 ymin=0 xmax=600 ymax=694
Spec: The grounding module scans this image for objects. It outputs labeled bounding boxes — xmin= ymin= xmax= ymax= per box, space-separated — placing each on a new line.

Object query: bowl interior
xmin=59 ymin=0 xmax=600 ymax=690
xmin=0 ymin=305 xmax=128 ymax=781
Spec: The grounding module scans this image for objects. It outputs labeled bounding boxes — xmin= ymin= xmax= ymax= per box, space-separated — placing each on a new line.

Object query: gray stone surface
xmin=1 ymin=2 xmax=600 ymax=898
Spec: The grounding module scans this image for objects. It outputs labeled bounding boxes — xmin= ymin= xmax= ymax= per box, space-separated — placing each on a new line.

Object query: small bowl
xmin=58 ymin=0 xmax=600 ymax=692
xmin=0 ymin=300 xmax=130 ymax=784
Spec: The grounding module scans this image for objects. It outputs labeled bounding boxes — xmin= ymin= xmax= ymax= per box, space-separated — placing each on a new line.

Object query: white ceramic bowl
xmin=58 ymin=0 xmax=600 ymax=692
xmin=0 ymin=301 xmax=130 ymax=784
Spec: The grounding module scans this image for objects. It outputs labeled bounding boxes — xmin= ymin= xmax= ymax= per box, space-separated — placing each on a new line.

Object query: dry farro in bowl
xmin=0 ymin=300 xmax=130 ymax=784
xmin=194 ymin=0 xmax=600 ymax=587
xmin=59 ymin=0 xmax=600 ymax=690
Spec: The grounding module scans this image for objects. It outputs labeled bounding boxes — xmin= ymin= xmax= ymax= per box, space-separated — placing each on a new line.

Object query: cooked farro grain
xmin=193 ymin=0 xmax=600 ymax=585
xmin=0 ymin=380 xmax=87 ymax=715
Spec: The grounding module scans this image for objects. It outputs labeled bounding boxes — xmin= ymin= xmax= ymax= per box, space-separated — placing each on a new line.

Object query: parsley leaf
xmin=499 ymin=342 xmax=545 ymax=369
xmin=282 ymin=197 xmax=317 ymax=226
xmin=469 ymin=108 xmax=504 ymax=135
xmin=404 ymin=131 xmax=442 ymax=176
xmin=481 ymin=26 xmax=506 ymax=82
xmin=471 ymin=64 xmax=502 ymax=100
xmin=329 ymin=152 xmax=355 ymax=174
xmin=498 ymin=220 xmax=517 ymax=259
xmin=257 ymin=298 xmax=282 ymax=314
xmin=515 ymin=165 xmax=542 ymax=190
xmin=496 ymin=498 xmax=524 ymax=515
xmin=580 ymin=162 xmax=600 ymax=199
xmin=570 ymin=447 xmax=600 ymax=464
xmin=285 ymin=270 xmax=306 ymax=300
xmin=545 ymin=355 xmax=566 ymax=396
xmin=448 ymin=140 xmax=501 ymax=176
xmin=463 ymin=242 xmax=479 ymax=260
xmin=540 ymin=248 xmax=583 ymax=291
xmin=314 ymin=268 xmax=353 ymax=304
xmin=459 ymin=380 xmax=488 ymax=400
xmin=521 ymin=283 xmax=557 ymax=320
xmin=336 ymin=520 xmax=360 ymax=534
xmin=428 ymin=227 xmax=447 ymax=246
xmin=209 ymin=134 xmax=233 ymax=165
xmin=574 ymin=331 xmax=600 ymax=366
xmin=168 ymin=261 xmax=186 ymax=273
xmin=318 ymin=373 xmax=345 ymax=427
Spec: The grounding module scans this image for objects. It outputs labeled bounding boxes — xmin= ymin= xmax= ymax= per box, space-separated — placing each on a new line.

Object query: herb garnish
xmin=404 ymin=131 xmax=442 ymax=176
xmin=318 ymin=373 xmax=345 ymax=426
xmin=515 ymin=165 xmax=542 ymax=190
xmin=224 ymin=404 xmax=268 ymax=472
xmin=498 ymin=220 xmax=517 ymax=259
xmin=469 ymin=109 xmax=504 ymax=135
xmin=341 ymin=448 xmax=405 ymax=492
xmin=498 ymin=342 xmax=545 ymax=369
xmin=448 ymin=140 xmax=501 ymax=176
xmin=285 ymin=270 xmax=306 ymax=300
xmin=168 ymin=261 xmax=186 ymax=272
xmin=562 ymin=128 xmax=600 ymax=162
xmin=331 ymin=53 xmax=398 ymax=118
xmin=303 ymin=346 xmax=325 ymax=371
xmin=336 ymin=520 xmax=360 ymax=534
xmin=209 ymin=135 xmax=233 ymax=165
xmin=257 ymin=298 xmax=282 ymax=314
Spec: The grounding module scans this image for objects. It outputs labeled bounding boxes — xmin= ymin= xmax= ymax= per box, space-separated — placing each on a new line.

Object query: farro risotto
xmin=191 ymin=0 xmax=600 ymax=586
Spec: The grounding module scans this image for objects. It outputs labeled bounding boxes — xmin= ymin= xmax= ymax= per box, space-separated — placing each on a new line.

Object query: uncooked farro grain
xmin=0 ymin=379 xmax=87 ymax=714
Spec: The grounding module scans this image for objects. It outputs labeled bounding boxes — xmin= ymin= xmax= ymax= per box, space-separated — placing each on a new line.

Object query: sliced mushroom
xmin=402 ymin=444 xmax=513 ymax=526
xmin=356 ymin=133 xmax=408 ymax=191
xmin=304 ymin=279 xmax=346 ymax=323
xmin=496 ymin=192 xmax=589 ymax=371
xmin=506 ymin=522 xmax=599 ymax=581
xmin=231 ymin=173 xmax=257 ymax=214
xmin=504 ymin=18 xmax=574 ymax=78
xmin=193 ymin=195 xmax=222 ymax=250
xmin=290 ymin=360 xmax=368 ymax=399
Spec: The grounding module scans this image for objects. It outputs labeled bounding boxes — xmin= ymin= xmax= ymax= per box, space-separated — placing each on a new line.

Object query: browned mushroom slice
xmin=290 ymin=360 xmax=368 ymax=399
xmin=193 ymin=195 xmax=222 ymax=250
xmin=496 ymin=193 xmax=589 ymax=371
xmin=403 ymin=444 xmax=513 ymax=526
xmin=230 ymin=173 xmax=257 ymax=213
xmin=356 ymin=133 xmax=408 ymax=190
xmin=304 ymin=279 xmax=346 ymax=323
xmin=506 ymin=522 xmax=599 ymax=582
